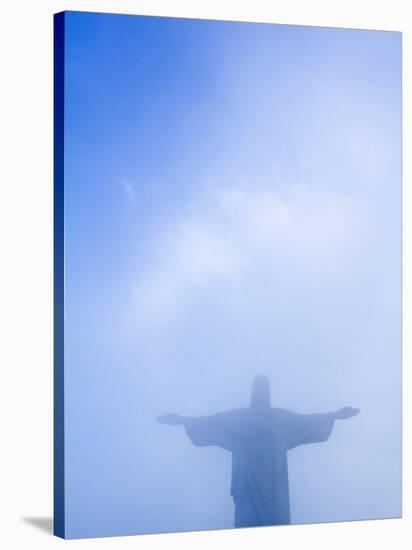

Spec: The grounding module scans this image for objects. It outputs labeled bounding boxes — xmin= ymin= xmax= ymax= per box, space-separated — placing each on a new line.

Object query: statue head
xmin=250 ymin=374 xmax=271 ymax=408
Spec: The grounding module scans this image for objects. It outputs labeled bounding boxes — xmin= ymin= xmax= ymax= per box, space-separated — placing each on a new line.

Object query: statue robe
xmin=183 ymin=407 xmax=335 ymax=527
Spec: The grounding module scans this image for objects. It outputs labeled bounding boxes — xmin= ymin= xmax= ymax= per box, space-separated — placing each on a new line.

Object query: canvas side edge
xmin=53 ymin=10 xmax=66 ymax=539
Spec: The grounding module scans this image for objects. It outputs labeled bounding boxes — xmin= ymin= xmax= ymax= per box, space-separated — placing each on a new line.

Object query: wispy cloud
xmin=132 ymin=179 xmax=359 ymax=323
xmin=119 ymin=177 xmax=137 ymax=210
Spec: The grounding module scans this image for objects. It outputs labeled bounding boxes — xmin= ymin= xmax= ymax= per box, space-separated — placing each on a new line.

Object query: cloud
xmin=119 ymin=177 xmax=137 ymax=209
xmin=132 ymin=179 xmax=359 ymax=323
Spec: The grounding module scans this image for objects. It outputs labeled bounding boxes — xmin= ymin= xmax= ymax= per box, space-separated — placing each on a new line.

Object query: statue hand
xmin=334 ymin=406 xmax=360 ymax=420
xmin=156 ymin=413 xmax=182 ymax=425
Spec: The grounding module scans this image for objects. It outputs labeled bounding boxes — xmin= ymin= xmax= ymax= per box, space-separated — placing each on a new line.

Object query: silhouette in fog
xmin=157 ymin=375 xmax=360 ymax=528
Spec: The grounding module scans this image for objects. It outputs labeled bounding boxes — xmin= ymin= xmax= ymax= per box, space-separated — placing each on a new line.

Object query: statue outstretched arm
xmin=157 ymin=413 xmax=187 ymax=425
xmin=157 ymin=412 xmax=235 ymax=451
xmin=285 ymin=406 xmax=359 ymax=449
xmin=330 ymin=407 xmax=360 ymax=420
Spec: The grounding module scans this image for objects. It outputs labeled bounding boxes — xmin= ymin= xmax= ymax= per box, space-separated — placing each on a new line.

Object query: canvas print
xmin=54 ymin=11 xmax=402 ymax=539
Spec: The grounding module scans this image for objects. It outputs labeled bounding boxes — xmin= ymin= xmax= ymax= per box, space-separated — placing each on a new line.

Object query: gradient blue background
xmin=63 ymin=12 xmax=401 ymax=538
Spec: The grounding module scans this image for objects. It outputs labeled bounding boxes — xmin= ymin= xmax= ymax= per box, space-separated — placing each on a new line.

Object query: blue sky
xmin=63 ymin=12 xmax=401 ymax=538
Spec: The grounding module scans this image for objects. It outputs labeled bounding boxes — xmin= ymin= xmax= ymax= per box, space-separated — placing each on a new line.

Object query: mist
xmin=63 ymin=13 xmax=401 ymax=538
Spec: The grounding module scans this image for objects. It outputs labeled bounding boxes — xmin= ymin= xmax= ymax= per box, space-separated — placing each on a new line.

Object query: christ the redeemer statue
xmin=157 ymin=374 xmax=360 ymax=528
